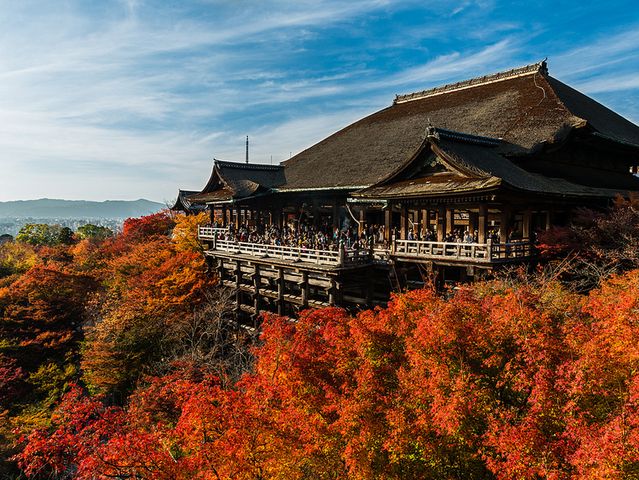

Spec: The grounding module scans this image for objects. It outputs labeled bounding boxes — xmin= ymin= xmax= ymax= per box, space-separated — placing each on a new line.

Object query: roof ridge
xmin=394 ymin=60 xmax=548 ymax=104
xmin=428 ymin=127 xmax=502 ymax=146
xmin=214 ymin=159 xmax=283 ymax=171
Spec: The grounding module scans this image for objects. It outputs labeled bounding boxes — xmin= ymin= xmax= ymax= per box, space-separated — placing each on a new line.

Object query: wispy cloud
xmin=0 ymin=0 xmax=637 ymax=201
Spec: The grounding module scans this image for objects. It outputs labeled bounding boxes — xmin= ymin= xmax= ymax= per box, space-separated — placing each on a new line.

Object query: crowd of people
xmin=209 ymin=218 xmax=516 ymax=252
xmin=212 ymin=220 xmax=380 ymax=251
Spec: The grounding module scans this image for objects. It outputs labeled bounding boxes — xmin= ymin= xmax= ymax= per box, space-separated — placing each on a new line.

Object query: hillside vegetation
xmin=0 ymin=201 xmax=638 ymax=479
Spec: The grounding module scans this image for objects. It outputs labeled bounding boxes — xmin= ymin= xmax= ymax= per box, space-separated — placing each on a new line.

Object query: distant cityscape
xmin=0 ymin=217 xmax=125 ymax=237
xmin=0 ymin=198 xmax=165 ymax=237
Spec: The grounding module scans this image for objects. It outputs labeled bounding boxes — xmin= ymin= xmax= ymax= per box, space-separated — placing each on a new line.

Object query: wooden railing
xmin=199 ymin=227 xmax=370 ymax=266
xmin=393 ymin=239 xmax=534 ymax=263
xmin=198 ymin=226 xmax=229 ymax=238
xmin=199 ymin=227 xmax=534 ymax=266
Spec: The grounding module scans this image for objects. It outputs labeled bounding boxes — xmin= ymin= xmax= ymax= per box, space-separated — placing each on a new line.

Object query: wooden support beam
xmin=437 ymin=206 xmax=446 ymax=242
xmin=522 ymin=208 xmax=532 ymax=241
xmin=301 ymin=271 xmax=309 ymax=308
xmin=277 ymin=267 xmax=284 ymax=316
xmin=358 ymin=207 xmax=365 ymax=237
xmin=545 ymin=210 xmax=553 ymax=231
xmin=384 ymin=207 xmax=391 ymax=243
xmin=468 ymin=210 xmax=478 ymax=235
xmin=478 ymin=204 xmax=488 ymax=243
xmin=234 ymin=205 xmax=241 ymax=230
xmin=253 ymin=264 xmax=261 ymax=318
xmin=235 ymin=259 xmax=242 ymax=313
xmin=400 ymin=206 xmax=409 ymax=240
xmin=332 ymin=202 xmax=340 ymax=229
xmin=500 ymin=207 xmax=511 ymax=244
xmin=422 ymin=209 xmax=429 ymax=238
xmin=446 ymin=208 xmax=453 ymax=235
xmin=312 ymin=199 xmax=320 ymax=228
xmin=328 ymin=278 xmax=336 ymax=306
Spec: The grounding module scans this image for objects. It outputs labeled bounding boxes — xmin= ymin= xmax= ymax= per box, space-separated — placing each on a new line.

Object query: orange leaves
xmin=121 ymin=210 xmax=176 ymax=243
xmin=11 ymin=214 xmax=639 ymax=479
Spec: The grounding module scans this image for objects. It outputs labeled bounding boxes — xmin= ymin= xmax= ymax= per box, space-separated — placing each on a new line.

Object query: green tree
xmin=16 ymin=224 xmax=74 ymax=247
xmin=76 ymin=224 xmax=113 ymax=241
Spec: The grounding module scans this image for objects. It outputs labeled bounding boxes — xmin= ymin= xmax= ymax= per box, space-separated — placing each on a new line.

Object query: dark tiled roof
xmin=194 ymin=160 xmax=285 ymax=203
xmin=279 ymin=61 xmax=639 ymax=191
xmin=170 ymin=189 xmax=207 ymax=212
xmin=187 ymin=187 xmax=234 ymax=203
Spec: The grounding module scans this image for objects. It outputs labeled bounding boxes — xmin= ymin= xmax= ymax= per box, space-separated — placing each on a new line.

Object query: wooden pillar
xmin=384 ymin=207 xmax=392 ymax=243
xmin=545 ymin=209 xmax=553 ymax=231
xmin=400 ymin=206 xmax=409 ymax=240
xmin=328 ymin=278 xmax=336 ymax=306
xmin=468 ymin=210 xmax=478 ymax=235
xmin=522 ymin=208 xmax=532 ymax=241
xmin=358 ymin=207 xmax=365 ymax=237
xmin=277 ymin=267 xmax=284 ymax=316
xmin=253 ymin=264 xmax=261 ymax=319
xmin=301 ymin=271 xmax=309 ymax=308
xmin=500 ymin=207 xmax=511 ymax=244
xmin=332 ymin=202 xmax=340 ymax=229
xmin=422 ymin=209 xmax=429 ymax=238
xmin=437 ymin=206 xmax=446 ymax=242
xmin=446 ymin=208 xmax=454 ymax=235
xmin=312 ymin=199 xmax=320 ymax=228
xmin=478 ymin=204 xmax=488 ymax=243
xmin=222 ymin=206 xmax=228 ymax=227
xmin=234 ymin=205 xmax=241 ymax=229
xmin=415 ymin=209 xmax=422 ymax=239
xmin=235 ymin=260 xmax=242 ymax=314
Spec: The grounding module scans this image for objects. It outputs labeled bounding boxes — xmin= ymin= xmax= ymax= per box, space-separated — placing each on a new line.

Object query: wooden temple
xmin=173 ymin=61 xmax=639 ymax=319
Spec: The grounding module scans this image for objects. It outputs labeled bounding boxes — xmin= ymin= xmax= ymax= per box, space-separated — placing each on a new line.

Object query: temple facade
xmin=173 ymin=61 xmax=639 ymax=320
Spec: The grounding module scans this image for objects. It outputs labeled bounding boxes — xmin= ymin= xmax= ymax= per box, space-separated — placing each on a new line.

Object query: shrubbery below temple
xmin=1 ymin=205 xmax=638 ymax=479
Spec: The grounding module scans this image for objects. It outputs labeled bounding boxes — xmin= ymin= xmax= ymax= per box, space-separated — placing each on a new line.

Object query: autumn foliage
xmin=3 ymin=206 xmax=639 ymax=479
xmin=14 ymin=271 xmax=639 ymax=479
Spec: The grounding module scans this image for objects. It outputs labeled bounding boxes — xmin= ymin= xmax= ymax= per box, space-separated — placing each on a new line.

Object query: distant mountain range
xmin=0 ymin=199 xmax=165 ymax=219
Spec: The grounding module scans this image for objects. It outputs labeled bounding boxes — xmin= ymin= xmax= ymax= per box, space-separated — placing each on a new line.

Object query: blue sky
xmin=1 ymin=0 xmax=638 ymax=203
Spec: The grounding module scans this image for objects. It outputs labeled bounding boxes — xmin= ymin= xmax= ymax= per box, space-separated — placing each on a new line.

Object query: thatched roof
xmin=354 ymin=128 xmax=639 ymax=200
xmin=279 ymin=61 xmax=639 ymax=191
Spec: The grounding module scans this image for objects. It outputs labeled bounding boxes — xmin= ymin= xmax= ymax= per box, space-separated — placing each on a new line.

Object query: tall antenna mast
xmin=245 ymin=136 xmax=249 ymax=164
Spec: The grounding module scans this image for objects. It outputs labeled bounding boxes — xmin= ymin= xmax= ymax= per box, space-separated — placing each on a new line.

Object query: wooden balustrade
xmin=392 ymin=238 xmax=534 ymax=263
xmin=198 ymin=227 xmax=534 ymax=266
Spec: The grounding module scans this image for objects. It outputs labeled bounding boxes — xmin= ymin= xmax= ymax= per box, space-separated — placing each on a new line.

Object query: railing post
xmin=391 ymin=234 xmax=396 ymax=255
xmin=212 ymin=229 xmax=217 ymax=250
xmin=339 ymin=239 xmax=345 ymax=266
